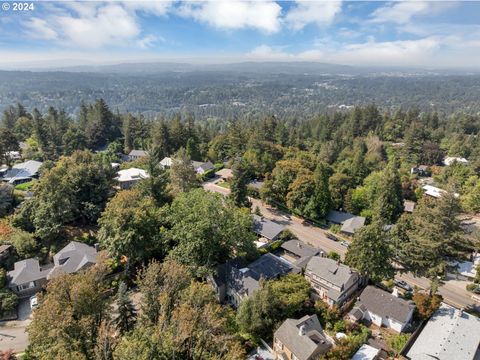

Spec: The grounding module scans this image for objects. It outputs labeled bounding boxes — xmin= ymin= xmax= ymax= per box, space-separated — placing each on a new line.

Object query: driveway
xmin=203 ymin=181 xmax=479 ymax=309
xmin=0 ymin=299 xmax=32 ymax=353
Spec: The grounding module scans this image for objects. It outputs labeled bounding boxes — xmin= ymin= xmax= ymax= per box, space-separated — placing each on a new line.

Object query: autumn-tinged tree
xmin=412 ymin=289 xmax=442 ymax=319
xmin=27 ymin=262 xmax=109 ymax=360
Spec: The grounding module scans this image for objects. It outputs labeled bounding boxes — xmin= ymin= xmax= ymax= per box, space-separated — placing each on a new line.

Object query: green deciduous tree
xmin=168 ymin=189 xmax=256 ymax=274
xmin=169 ymin=148 xmax=198 ymax=194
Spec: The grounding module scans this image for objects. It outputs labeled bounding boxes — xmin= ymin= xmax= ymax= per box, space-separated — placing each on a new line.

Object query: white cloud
xmin=54 ymin=4 xmax=140 ymax=48
xmin=137 ymin=34 xmax=160 ymax=49
xmin=285 ymin=1 xmax=342 ymax=30
xmin=247 ymin=45 xmax=291 ymax=59
xmin=177 ymin=1 xmax=282 ymax=33
xmin=370 ymin=1 xmax=456 ymax=24
xmin=23 ymin=18 xmax=58 ymax=40
xmin=123 ymin=1 xmax=173 ymax=16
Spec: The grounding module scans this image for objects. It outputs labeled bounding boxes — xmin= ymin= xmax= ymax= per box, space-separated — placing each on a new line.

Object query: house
xmin=449 ymin=252 xmax=480 ymax=281
xmin=47 ymin=241 xmax=98 ymax=279
xmin=115 ymin=168 xmax=149 ymax=189
xmin=192 ymin=160 xmax=215 ymax=174
xmin=253 ymin=214 xmax=285 ymax=241
xmin=211 ymin=253 xmax=298 ymax=308
xmin=443 ymin=156 xmax=468 ymax=166
xmin=2 ymin=160 xmax=43 ymax=185
xmin=160 ymin=156 xmax=173 ymax=169
xmin=215 ymin=168 xmax=233 ymax=181
xmin=352 ymin=344 xmax=381 ymax=360
xmin=7 ymin=259 xmax=53 ymax=297
xmin=348 ymin=286 xmax=415 ymax=333
xmin=410 ymin=165 xmax=429 ymax=176
xmin=280 ymin=240 xmax=323 ymax=269
xmin=326 ymin=210 xmax=365 ymax=235
xmin=403 ymin=200 xmax=416 ymax=213
xmin=4 ymin=151 xmax=21 ymax=161
xmin=7 ymin=242 xmax=98 ymax=297
xmin=127 ymin=149 xmax=148 ymax=161
xmin=421 ymin=184 xmax=459 ymax=199
xmin=305 ymin=256 xmax=360 ymax=306
xmin=273 ymin=314 xmax=332 ymax=360
xmin=406 ymin=304 xmax=480 ymax=360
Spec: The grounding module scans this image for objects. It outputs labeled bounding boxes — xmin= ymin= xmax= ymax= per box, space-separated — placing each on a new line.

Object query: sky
xmin=0 ymin=0 xmax=479 ymax=69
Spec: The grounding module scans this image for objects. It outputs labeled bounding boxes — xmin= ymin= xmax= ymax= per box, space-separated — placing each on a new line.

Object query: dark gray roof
xmin=326 ymin=210 xmax=356 ymax=224
xmin=48 ymin=241 xmax=97 ymax=279
xmin=306 ymin=257 xmax=359 ymax=300
xmin=281 ymin=240 xmax=320 ymax=258
xmin=128 ymin=149 xmax=148 ymax=157
xmin=357 ymin=286 xmax=415 ymax=323
xmin=227 ymin=253 xmax=297 ymax=298
xmin=274 ymin=314 xmax=332 ymax=360
xmin=253 ymin=214 xmax=285 ymax=240
xmin=7 ymin=258 xmax=53 ymax=286
xmin=341 ymin=216 xmax=366 ymax=234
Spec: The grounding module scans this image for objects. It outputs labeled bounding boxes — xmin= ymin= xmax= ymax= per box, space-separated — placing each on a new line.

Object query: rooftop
xmin=355 ymin=286 xmax=415 ymax=323
xmin=326 ymin=210 xmax=365 ymax=234
xmin=252 ymin=214 xmax=285 ymax=240
xmin=352 ymin=344 xmax=381 ymax=360
xmin=3 ymin=160 xmax=43 ymax=183
xmin=274 ymin=314 xmax=332 ymax=360
xmin=128 ymin=149 xmax=148 ymax=157
xmin=7 ymin=258 xmax=53 ymax=286
xmin=48 ymin=241 xmax=97 ymax=279
xmin=192 ymin=160 xmax=215 ymax=172
xmin=281 ymin=240 xmax=320 ymax=258
xmin=406 ymin=303 xmax=480 ymax=360
xmin=116 ymin=168 xmax=149 ymax=182
xmin=404 ymin=200 xmax=416 ymax=213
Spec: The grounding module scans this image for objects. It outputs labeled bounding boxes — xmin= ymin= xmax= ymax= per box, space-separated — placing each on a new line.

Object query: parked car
xmin=327 ymin=233 xmax=338 ymax=241
xmin=394 ymin=280 xmax=413 ymax=292
xmin=340 ymin=240 xmax=349 ymax=247
xmin=30 ymin=295 xmax=38 ymax=309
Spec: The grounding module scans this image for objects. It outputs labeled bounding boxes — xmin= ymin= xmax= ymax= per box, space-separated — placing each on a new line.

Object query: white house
xmin=348 ymin=286 xmax=415 ymax=333
xmin=160 ymin=157 xmax=173 ymax=169
xmin=443 ymin=156 xmax=469 ymax=166
xmin=115 ymin=168 xmax=149 ymax=189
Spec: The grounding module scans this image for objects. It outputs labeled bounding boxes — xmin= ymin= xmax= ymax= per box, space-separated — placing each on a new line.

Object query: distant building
xmin=410 ymin=165 xmax=429 ymax=176
xmin=326 ymin=210 xmax=365 ymax=235
xmin=443 ymin=156 xmax=468 ymax=166
xmin=348 ymin=286 xmax=415 ymax=333
xmin=252 ymin=214 xmax=285 ymax=241
xmin=406 ymin=304 xmax=480 ymax=360
xmin=215 ymin=168 xmax=233 ymax=181
xmin=305 ymin=256 xmax=360 ymax=306
xmin=2 ymin=160 xmax=42 ymax=185
xmin=160 ymin=157 xmax=173 ymax=169
xmin=211 ymin=253 xmax=298 ymax=308
xmin=192 ymin=160 xmax=215 ymax=174
xmin=273 ymin=314 xmax=332 ymax=360
xmin=127 ymin=149 xmax=148 ymax=161
xmin=115 ymin=168 xmax=149 ymax=189
xmin=422 ymin=185 xmax=459 ymax=199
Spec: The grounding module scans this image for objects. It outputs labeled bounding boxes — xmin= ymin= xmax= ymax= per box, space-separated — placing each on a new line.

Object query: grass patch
xmin=14 ymin=181 xmax=34 ymax=191
xmin=218 ymin=181 xmax=230 ymax=189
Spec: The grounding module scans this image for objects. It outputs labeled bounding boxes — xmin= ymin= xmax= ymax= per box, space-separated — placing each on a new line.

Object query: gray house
xmin=253 ymin=214 xmax=285 ymax=241
xmin=192 ymin=161 xmax=215 ymax=174
xmin=281 ymin=240 xmax=323 ymax=269
xmin=305 ymin=256 xmax=361 ymax=307
xmin=274 ymin=314 xmax=332 ymax=360
xmin=326 ymin=210 xmax=365 ymax=235
xmin=2 ymin=160 xmax=43 ymax=185
xmin=127 ymin=149 xmax=148 ymax=161
xmin=348 ymin=286 xmax=415 ymax=333
xmin=211 ymin=253 xmax=298 ymax=308
xmin=7 ymin=259 xmax=53 ymax=297
xmin=7 ymin=241 xmax=98 ymax=297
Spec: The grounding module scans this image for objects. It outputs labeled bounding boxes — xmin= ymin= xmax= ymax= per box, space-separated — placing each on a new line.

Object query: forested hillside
xmin=1 ymin=64 xmax=479 ymax=117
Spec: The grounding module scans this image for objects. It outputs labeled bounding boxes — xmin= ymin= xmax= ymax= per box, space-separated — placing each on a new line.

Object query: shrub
xmin=388 ymin=333 xmax=410 ymax=355
xmin=11 ymin=230 xmax=38 ymax=259
xmin=412 ymin=289 xmax=442 ymax=319
xmin=330 ymin=224 xmax=341 ymax=234
xmin=327 ymin=251 xmax=340 ymax=261
xmin=0 ymin=289 xmax=18 ymax=316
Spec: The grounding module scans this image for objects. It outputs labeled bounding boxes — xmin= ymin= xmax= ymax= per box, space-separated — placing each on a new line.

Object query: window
xmin=17 ymin=281 xmax=35 ymax=291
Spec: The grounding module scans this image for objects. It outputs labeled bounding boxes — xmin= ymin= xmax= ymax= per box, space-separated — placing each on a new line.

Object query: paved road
xmin=203 ymin=181 xmax=478 ymax=309
xmin=0 ymin=299 xmax=31 ymax=353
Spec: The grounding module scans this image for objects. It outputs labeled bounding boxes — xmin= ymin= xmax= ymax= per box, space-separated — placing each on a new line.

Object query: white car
xmin=30 ymin=295 xmax=39 ymax=309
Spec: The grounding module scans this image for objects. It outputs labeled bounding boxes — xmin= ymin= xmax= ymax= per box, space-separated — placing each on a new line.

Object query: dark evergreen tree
xmin=229 ymin=158 xmax=250 ymax=208
xmin=114 ymin=282 xmax=137 ymax=334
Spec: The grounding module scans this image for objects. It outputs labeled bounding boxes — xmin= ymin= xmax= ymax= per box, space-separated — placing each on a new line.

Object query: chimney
xmin=94 ymin=243 xmax=100 ymax=252
xmin=299 ymin=324 xmax=306 ymax=336
xmin=392 ymin=287 xmax=399 ymax=298
xmin=320 ymin=251 xmax=325 ymax=257
xmin=456 ymin=308 xmax=463 ymax=317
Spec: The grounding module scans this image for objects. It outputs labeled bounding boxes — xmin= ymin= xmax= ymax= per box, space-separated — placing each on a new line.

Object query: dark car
xmin=394 ymin=280 xmax=413 ymax=292
xmin=326 ymin=233 xmax=338 ymax=241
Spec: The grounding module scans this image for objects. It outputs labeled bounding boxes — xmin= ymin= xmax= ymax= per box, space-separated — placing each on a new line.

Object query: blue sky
xmin=0 ymin=1 xmax=479 ymax=68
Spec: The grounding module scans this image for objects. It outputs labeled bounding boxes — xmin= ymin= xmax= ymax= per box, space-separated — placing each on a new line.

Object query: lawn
xmin=14 ymin=181 xmax=35 ymax=191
